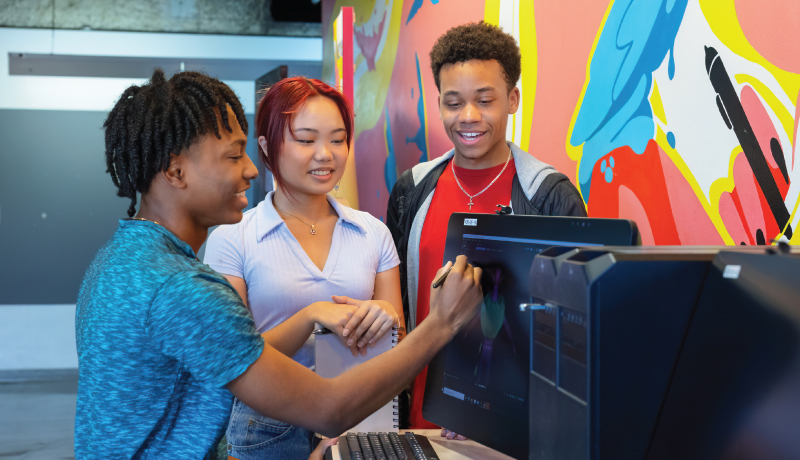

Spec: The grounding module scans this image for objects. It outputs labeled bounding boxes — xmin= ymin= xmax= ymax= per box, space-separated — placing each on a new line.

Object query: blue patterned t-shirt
xmin=75 ymin=219 xmax=264 ymax=459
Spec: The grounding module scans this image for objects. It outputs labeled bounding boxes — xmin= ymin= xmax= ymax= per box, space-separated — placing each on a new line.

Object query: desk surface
xmin=330 ymin=429 xmax=515 ymax=460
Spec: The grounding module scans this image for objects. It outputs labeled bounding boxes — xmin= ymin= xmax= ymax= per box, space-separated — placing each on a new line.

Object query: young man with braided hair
xmin=386 ymin=22 xmax=587 ymax=431
xmin=75 ymin=69 xmax=484 ymax=459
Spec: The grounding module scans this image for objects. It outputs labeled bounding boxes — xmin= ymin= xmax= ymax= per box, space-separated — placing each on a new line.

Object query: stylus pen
xmin=431 ymin=266 xmax=453 ymax=289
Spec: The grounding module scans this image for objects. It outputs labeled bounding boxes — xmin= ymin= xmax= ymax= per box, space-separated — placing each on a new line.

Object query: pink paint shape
xmin=354 ymin=11 xmax=386 ymax=71
xmin=618 ymin=185 xmax=655 ymax=245
xmin=740 ymin=85 xmax=784 ymax=177
xmin=733 ymin=152 xmax=768 ymax=243
xmin=658 ymin=147 xmax=724 ymax=244
xmin=736 ymin=0 xmax=800 ymax=74
xmin=719 ymin=192 xmax=753 ymax=245
xmin=794 ymin=90 xmax=799 ymax=169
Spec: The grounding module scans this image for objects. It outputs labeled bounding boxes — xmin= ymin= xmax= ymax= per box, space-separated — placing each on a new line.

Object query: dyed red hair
xmin=255 ymin=77 xmax=354 ymax=192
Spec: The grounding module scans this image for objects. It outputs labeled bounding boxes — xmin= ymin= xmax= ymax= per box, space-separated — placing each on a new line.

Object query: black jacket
xmin=386 ymin=158 xmax=587 ymax=328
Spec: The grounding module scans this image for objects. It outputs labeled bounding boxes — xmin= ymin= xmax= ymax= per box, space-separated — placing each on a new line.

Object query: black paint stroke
xmin=770 ymin=138 xmax=790 ymax=184
xmin=705 ymin=46 xmax=793 ymax=239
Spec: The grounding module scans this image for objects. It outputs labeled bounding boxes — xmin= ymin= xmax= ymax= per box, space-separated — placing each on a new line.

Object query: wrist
xmin=418 ymin=311 xmax=456 ymax=344
xmin=303 ymin=302 xmax=322 ymax=327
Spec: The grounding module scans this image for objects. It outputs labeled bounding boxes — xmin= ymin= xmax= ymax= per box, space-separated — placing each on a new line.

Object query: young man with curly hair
xmin=386 ymin=21 xmax=587 ymax=430
xmin=75 ymin=69 xmax=484 ymax=459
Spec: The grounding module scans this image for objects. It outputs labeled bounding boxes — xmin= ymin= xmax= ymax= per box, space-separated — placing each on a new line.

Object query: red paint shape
xmin=719 ymin=192 xmax=752 ymax=245
xmin=733 ymin=152 xmax=768 ymax=241
xmin=736 ymin=0 xmax=800 ymax=73
xmin=587 ymin=140 xmax=680 ymax=245
xmin=619 ymin=185 xmax=654 ymax=245
xmin=658 ymin=147 xmax=724 ymax=244
xmin=740 ymin=85 xmax=789 ymax=193
xmin=342 ymin=7 xmax=355 ymax=105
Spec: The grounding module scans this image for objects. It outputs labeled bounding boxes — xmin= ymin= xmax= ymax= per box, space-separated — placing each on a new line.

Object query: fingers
xmin=361 ymin=314 xmax=394 ymax=348
xmin=440 ymin=429 xmax=467 ymax=441
xmin=349 ymin=305 xmax=380 ymax=347
xmin=331 ymin=295 xmax=361 ymax=306
xmin=342 ymin=303 xmax=370 ymax=341
xmin=434 ymin=260 xmax=453 ymax=280
xmin=308 ymin=437 xmax=338 ymax=460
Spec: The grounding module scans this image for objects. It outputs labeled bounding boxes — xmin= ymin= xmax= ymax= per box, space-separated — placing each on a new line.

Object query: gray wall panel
xmin=0 ymin=109 xmax=256 ymax=304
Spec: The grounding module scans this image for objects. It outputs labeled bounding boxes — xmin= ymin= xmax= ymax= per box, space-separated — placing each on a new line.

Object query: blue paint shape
xmin=377 ymin=189 xmax=380 ymax=198
xmin=605 ymin=167 xmax=614 ymax=183
xmin=668 ymin=47 xmax=675 ymax=80
xmin=601 ymin=159 xmax=607 ymax=172
xmin=407 ymin=0 xmax=439 ymax=25
xmin=610 ymin=156 xmax=615 ymax=168
xmin=570 ymin=0 xmax=689 ymax=200
xmin=406 ymin=52 xmax=429 ymax=163
xmin=667 ymin=131 xmax=676 ymax=148
xmin=384 ymin=107 xmax=398 ymax=191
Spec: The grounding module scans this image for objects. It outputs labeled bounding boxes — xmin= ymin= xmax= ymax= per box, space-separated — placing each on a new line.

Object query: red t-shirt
xmin=409 ymin=157 xmax=516 ymax=428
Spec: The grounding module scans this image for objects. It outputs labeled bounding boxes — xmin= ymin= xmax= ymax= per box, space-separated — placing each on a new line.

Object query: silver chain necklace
xmin=451 ymin=149 xmax=512 ymax=210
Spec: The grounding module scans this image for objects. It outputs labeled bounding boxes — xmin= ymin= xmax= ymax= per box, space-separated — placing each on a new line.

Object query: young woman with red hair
xmin=204 ymin=77 xmax=405 ymax=460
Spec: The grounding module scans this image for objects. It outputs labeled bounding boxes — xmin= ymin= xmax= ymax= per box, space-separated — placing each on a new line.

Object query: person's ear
xmin=508 ymin=86 xmax=521 ymax=114
xmin=258 ymin=136 xmax=268 ymax=156
xmin=162 ymin=153 xmax=188 ymax=189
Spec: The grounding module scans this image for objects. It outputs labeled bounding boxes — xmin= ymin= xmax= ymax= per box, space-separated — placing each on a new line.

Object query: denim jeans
xmin=225 ymin=397 xmax=315 ymax=460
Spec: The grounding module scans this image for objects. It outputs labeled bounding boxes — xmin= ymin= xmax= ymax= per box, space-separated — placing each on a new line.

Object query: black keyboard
xmin=329 ymin=432 xmax=439 ymax=460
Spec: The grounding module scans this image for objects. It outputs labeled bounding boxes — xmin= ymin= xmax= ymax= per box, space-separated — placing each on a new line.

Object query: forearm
xmin=229 ymin=317 xmax=454 ymax=438
xmin=319 ymin=315 xmax=453 ymax=434
xmin=261 ymin=306 xmax=316 ymax=357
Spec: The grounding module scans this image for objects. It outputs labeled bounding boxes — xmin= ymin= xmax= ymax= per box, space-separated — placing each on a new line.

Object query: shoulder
xmin=341 ymin=205 xmax=392 ymax=236
xmin=531 ymin=173 xmax=588 ymax=217
xmin=206 ymin=207 xmax=258 ymax=246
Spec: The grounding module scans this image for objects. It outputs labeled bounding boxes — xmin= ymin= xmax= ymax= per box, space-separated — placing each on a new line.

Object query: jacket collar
xmin=256 ymin=191 xmax=365 ymax=240
xmin=412 ymin=142 xmax=556 ymax=201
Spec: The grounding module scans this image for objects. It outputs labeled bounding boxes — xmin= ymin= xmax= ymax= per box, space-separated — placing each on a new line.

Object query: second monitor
xmin=422 ymin=213 xmax=638 ymax=459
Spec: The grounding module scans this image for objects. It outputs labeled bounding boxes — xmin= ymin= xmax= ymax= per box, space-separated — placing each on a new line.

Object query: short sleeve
xmin=146 ymin=270 xmax=264 ymax=388
xmin=375 ymin=221 xmax=401 ymax=273
xmin=204 ymin=224 xmax=245 ymax=278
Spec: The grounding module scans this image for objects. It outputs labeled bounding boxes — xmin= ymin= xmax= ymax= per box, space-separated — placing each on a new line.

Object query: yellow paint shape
xmin=699 ymin=0 xmax=800 ymax=105
xmin=735 ymin=74 xmax=796 ymax=146
xmin=650 ymin=79 xmax=667 ymax=125
xmin=350 ymin=0 xmax=404 ymax=139
xmin=565 ymin=0 xmax=616 ymax=201
xmin=706 ymin=144 xmax=745 ymax=245
xmin=518 ymin=0 xmax=537 ymax=152
xmin=484 ymin=0 xmax=501 ymax=26
xmin=656 ymin=126 xmax=734 ymax=244
xmin=780 ymin=191 xmax=800 ymax=243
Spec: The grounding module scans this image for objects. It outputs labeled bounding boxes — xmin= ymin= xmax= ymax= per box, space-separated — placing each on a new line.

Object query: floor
xmin=0 ymin=371 xmax=77 ymax=460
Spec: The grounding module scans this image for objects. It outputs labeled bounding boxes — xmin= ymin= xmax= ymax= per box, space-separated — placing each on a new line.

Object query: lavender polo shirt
xmin=204 ymin=191 xmax=400 ymax=368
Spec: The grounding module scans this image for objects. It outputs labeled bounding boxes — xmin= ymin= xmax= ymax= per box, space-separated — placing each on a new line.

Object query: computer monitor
xmin=422 ymin=213 xmax=638 ymax=459
xmin=646 ymin=250 xmax=800 ymax=460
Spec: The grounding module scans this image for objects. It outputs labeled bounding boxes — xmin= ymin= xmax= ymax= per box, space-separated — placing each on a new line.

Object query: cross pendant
xmin=468 ymin=198 xmax=474 ymax=210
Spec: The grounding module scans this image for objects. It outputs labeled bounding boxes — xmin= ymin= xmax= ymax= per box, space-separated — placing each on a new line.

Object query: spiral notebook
xmin=314 ymin=327 xmax=400 ymax=433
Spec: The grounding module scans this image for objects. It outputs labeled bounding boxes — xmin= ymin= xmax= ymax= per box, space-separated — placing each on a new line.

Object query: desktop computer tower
xmin=527 ymin=246 xmax=800 ymax=460
xmin=526 ymin=247 xmax=720 ymax=460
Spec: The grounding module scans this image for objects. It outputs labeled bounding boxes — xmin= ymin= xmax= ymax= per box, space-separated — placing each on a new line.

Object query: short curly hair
xmin=429 ymin=21 xmax=521 ymax=92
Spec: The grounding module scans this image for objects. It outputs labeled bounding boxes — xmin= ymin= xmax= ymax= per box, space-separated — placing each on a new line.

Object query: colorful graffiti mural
xmin=322 ymin=0 xmax=800 ymax=245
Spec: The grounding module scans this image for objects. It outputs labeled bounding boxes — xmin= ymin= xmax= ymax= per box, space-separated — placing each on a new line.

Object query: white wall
xmin=0 ymin=27 xmax=321 ymax=370
xmin=0 ymin=28 xmax=323 ymax=113
xmin=0 ymin=305 xmax=77 ymax=370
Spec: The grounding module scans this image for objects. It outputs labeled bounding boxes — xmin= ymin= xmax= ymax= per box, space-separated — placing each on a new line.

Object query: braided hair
xmin=103 ymin=69 xmax=248 ymax=217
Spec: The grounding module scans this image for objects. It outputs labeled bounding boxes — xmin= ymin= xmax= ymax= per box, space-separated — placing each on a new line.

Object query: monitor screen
xmin=423 ymin=213 xmax=638 ymax=459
